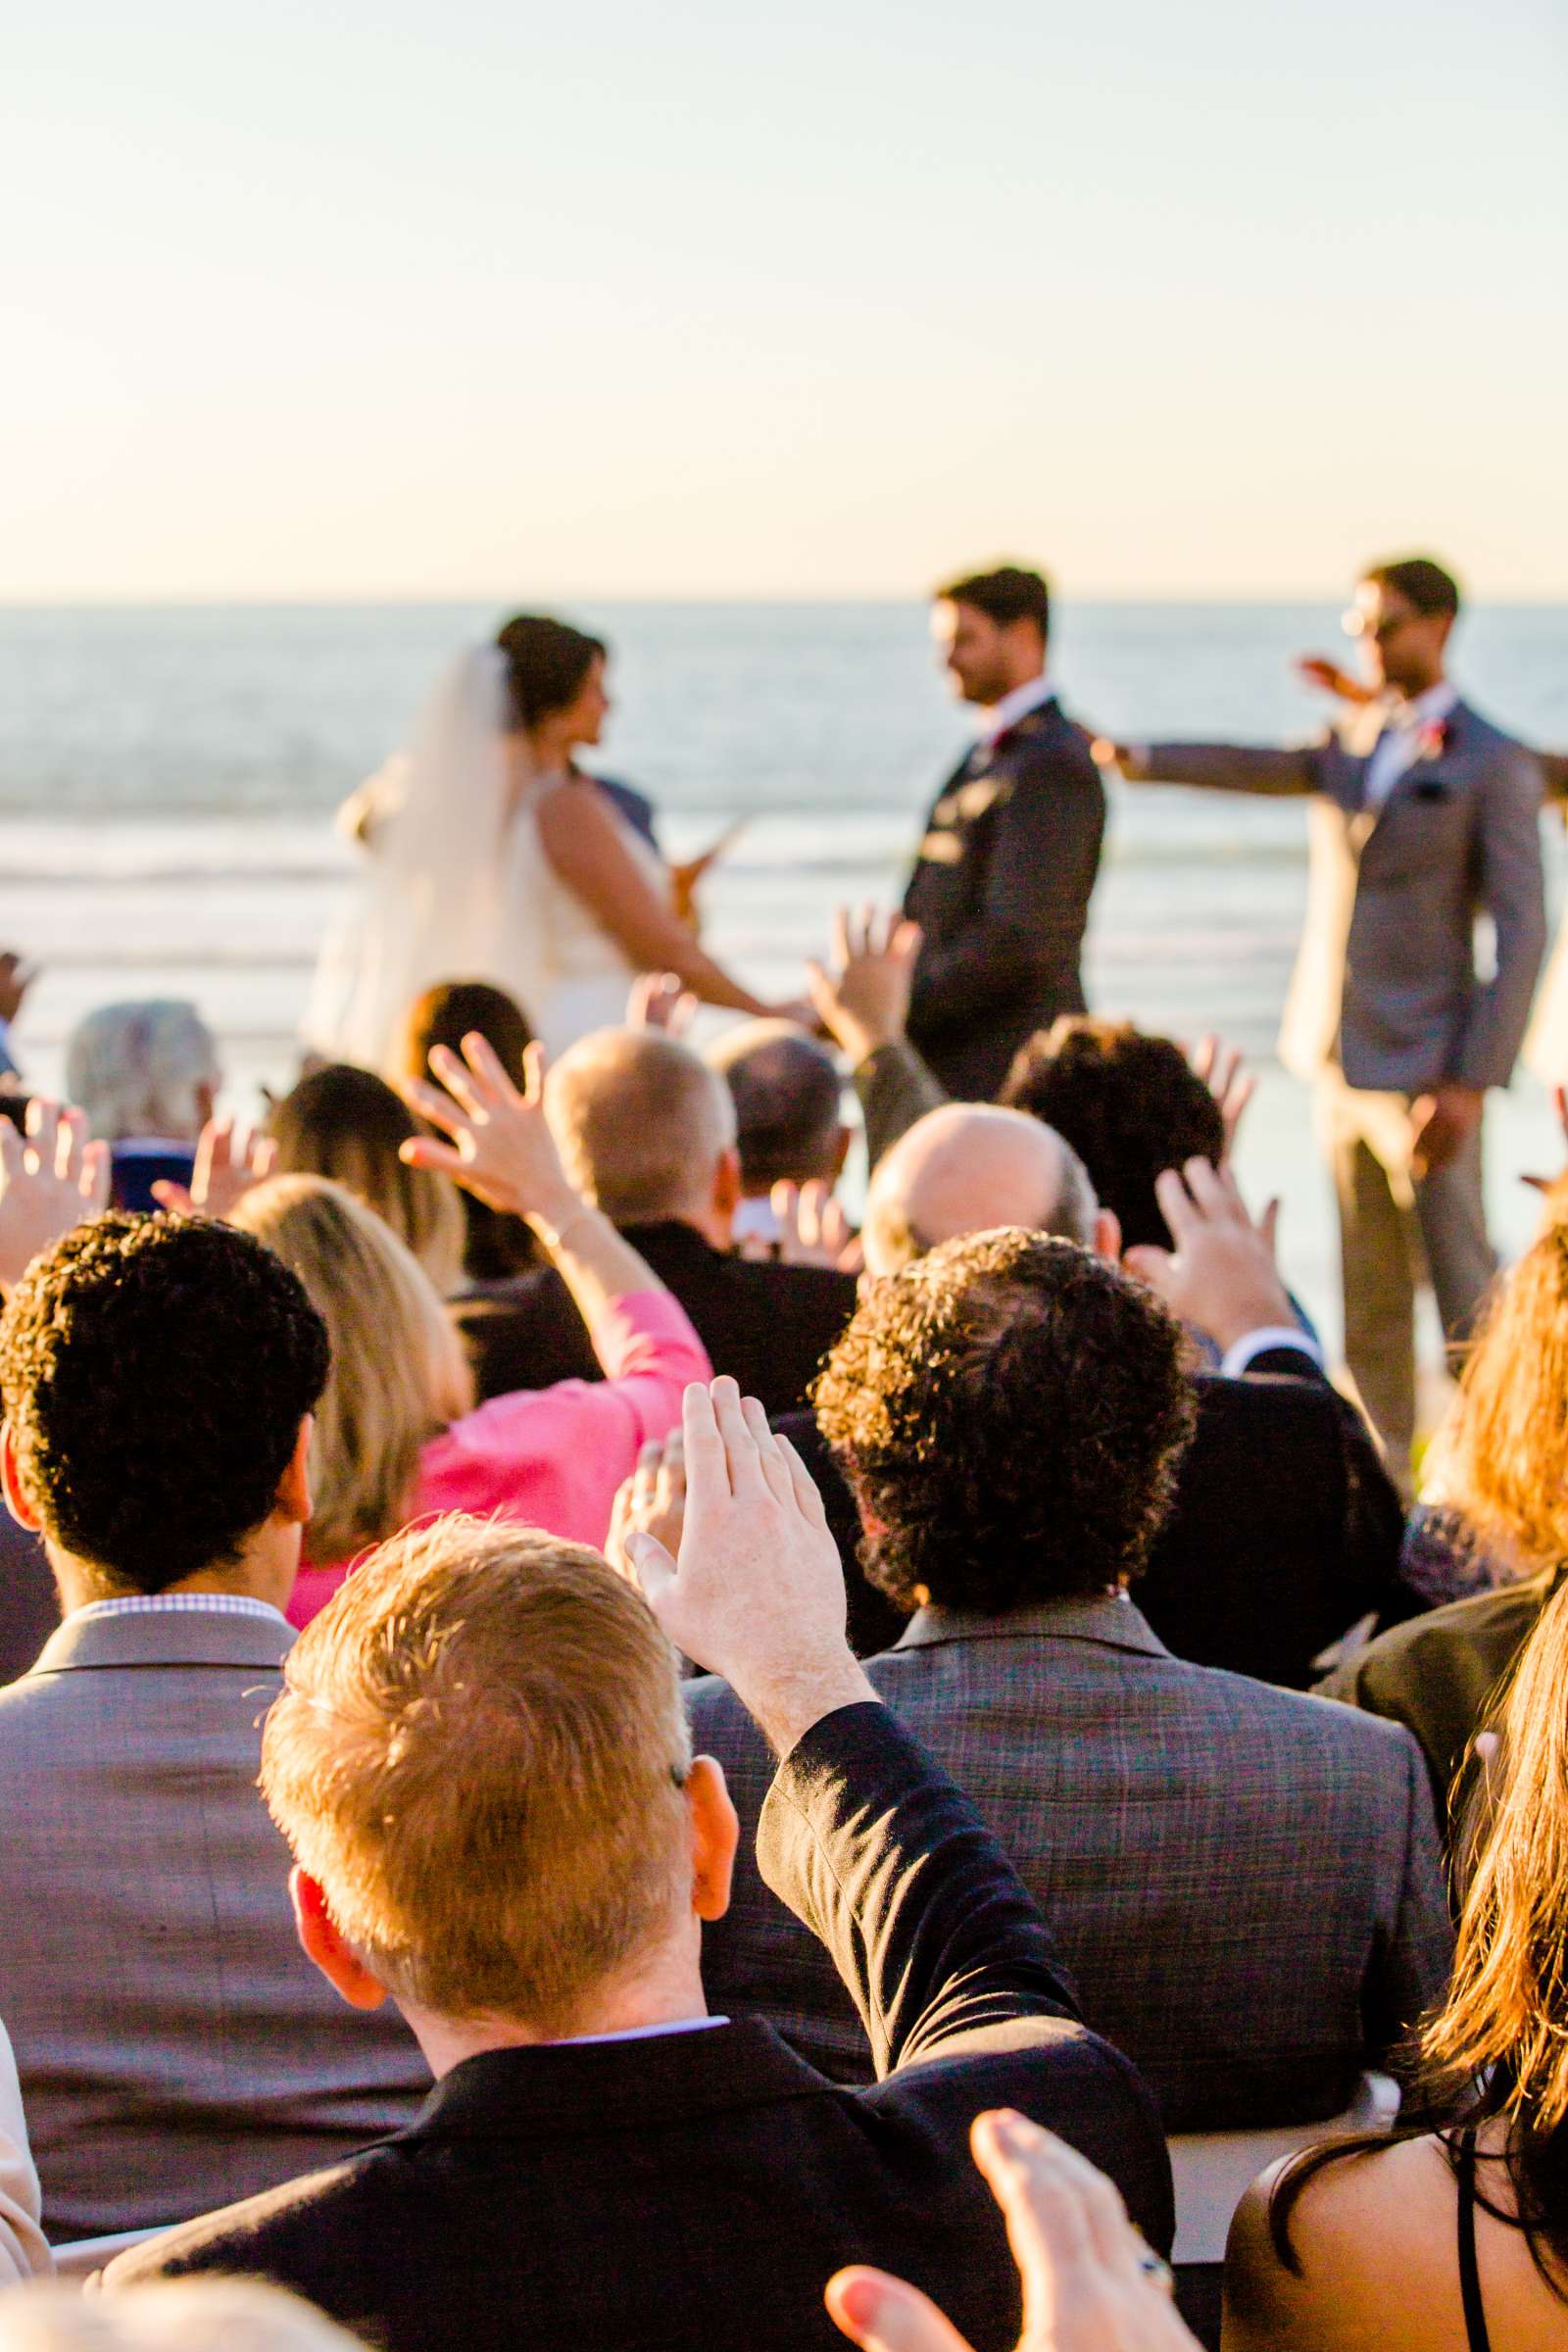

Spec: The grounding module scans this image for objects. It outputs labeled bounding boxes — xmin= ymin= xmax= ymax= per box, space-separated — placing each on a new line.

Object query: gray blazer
xmin=690 ymin=1595 xmax=1453 ymax=2131
xmin=0 ymin=1605 xmax=427 ymax=2239
xmin=1128 ymin=700 xmax=1545 ymax=1094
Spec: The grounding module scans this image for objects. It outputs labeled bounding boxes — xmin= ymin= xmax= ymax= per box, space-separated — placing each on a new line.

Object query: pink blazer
xmin=287 ymin=1291 xmax=710 ymax=1630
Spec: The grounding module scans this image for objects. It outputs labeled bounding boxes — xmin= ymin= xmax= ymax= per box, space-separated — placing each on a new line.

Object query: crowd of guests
xmin=2 ymin=915 xmax=1568 ymax=2352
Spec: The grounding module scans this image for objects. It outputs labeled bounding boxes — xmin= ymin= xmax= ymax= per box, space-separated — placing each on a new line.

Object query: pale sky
xmin=5 ymin=0 xmax=1565 ymax=601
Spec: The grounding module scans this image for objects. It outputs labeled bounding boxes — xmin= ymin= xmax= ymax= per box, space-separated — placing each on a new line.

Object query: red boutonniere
xmin=1416 ymin=716 xmax=1455 ymax=761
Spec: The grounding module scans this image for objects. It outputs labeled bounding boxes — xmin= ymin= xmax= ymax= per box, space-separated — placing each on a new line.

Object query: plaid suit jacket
xmin=690 ymin=1594 xmax=1453 ymax=2130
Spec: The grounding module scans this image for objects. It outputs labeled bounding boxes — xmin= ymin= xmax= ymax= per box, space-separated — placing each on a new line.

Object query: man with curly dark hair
xmin=999 ymin=1019 xmax=1227 ymax=1253
xmin=814 ymin=1228 xmax=1194 ymax=1614
xmin=688 ymin=1222 xmax=1452 ymax=2194
xmin=0 ymin=1198 xmax=426 ymax=2241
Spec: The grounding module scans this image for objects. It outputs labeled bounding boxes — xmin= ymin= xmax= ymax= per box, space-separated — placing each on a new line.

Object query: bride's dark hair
xmin=495 ymin=614 xmax=607 ymax=729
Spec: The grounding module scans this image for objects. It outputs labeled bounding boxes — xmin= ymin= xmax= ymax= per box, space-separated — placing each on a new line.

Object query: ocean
xmin=3 ymin=597 xmax=1566 ymax=1349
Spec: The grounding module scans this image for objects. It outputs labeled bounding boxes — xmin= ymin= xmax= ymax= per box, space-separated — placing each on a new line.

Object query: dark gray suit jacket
xmin=0 ymin=1604 xmax=427 ymax=2238
xmin=689 ymin=1595 xmax=1453 ymax=2130
xmin=1127 ymin=700 xmax=1545 ymax=1094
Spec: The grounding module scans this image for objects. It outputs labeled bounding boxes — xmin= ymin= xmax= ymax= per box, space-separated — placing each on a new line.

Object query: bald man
xmin=781 ymin=1101 xmax=1404 ymax=1689
xmin=452 ymin=1028 xmax=858 ymax=1417
xmin=706 ymin=1020 xmax=851 ymax=1250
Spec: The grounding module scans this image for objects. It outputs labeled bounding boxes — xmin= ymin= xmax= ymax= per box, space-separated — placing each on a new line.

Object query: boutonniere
xmin=1415 ymin=715 xmax=1455 ymax=762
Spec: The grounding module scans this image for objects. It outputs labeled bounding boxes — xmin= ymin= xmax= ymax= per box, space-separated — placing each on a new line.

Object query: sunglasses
xmin=1343 ymin=609 xmax=1413 ymax=644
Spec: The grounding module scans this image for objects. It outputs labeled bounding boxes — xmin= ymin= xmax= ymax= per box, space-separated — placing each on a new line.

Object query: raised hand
xmin=806 ymin=906 xmax=923 ymax=1065
xmin=1294 ymin=655 xmax=1374 ymax=706
xmin=0 ymin=952 xmax=37 ymax=1029
xmin=826 ymin=2110 xmax=1191 ymax=2352
xmin=0 ymin=1101 xmax=111 ymax=1291
xmin=152 ymin=1116 xmax=278 ymax=1217
xmin=607 ymin=1431 xmax=688 ymax=1583
xmin=752 ymin=1179 xmax=860 ymax=1273
xmin=1187 ymin=1034 xmax=1255 ymax=1162
xmin=622 ymin=1377 xmax=874 ymax=1754
xmin=1123 ymin=1156 xmax=1292 ymax=1353
xmin=627 ymin=971 xmax=700 ymax=1037
xmin=404 ymin=1034 xmax=579 ymax=1230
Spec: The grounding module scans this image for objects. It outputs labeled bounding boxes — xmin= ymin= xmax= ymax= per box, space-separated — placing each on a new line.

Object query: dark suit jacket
xmin=111 ymin=1704 xmax=1171 ymax=2352
xmin=904 ymin=698 xmax=1106 ymax=1099
xmin=690 ymin=1599 xmax=1451 ymax=2126
xmin=453 ymin=1220 xmax=858 ymax=1417
xmin=1318 ymin=1564 xmax=1568 ymax=1839
xmin=0 ymin=1606 xmax=427 ymax=2238
xmin=780 ymin=1342 xmax=1407 ymax=1687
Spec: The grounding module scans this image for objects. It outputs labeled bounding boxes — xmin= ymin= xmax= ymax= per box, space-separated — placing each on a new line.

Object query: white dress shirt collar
xmin=978 ymin=671 xmax=1055 ymax=744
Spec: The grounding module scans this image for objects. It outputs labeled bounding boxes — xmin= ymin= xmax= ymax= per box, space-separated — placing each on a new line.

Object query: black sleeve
xmin=907 ymin=760 xmax=1102 ymax=1031
xmin=757 ymin=1701 xmax=1080 ymax=2080
xmin=854 ymin=1042 xmax=949 ymax=1170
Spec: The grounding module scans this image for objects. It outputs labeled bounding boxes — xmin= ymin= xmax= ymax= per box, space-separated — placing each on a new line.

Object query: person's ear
xmin=0 ymin=1422 xmax=39 ymax=1532
xmin=1094 ymin=1207 xmax=1122 ymax=1262
xmin=712 ymin=1147 xmax=743 ymax=1223
xmin=274 ymin=1415 xmax=314 ymax=1528
xmin=290 ymin=1867 xmax=388 ymax=2010
xmin=686 ymin=1755 xmax=739 ymax=1923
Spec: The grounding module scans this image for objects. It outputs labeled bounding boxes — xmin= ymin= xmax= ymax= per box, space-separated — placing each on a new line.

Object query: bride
xmin=306 ymin=614 xmax=794 ymax=1071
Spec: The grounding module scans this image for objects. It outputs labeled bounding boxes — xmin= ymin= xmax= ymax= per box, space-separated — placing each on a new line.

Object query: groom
xmin=1099 ymin=555 xmax=1545 ymax=1490
xmin=903 ymin=566 xmax=1106 ymax=1100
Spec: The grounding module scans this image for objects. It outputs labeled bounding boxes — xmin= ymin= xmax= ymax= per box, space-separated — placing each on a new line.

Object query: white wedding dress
xmin=304 ymin=647 xmax=665 ymax=1073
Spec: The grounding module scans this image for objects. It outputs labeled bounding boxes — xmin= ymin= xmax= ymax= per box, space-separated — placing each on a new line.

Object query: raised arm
xmin=807 ymin=907 xmax=949 ymax=1167
xmin=625 ymin=1380 xmax=1079 ymax=2082
xmin=536 ymin=780 xmax=775 ymax=1016
xmin=1093 ymin=738 xmax=1321 ymax=797
xmin=405 ymin=1036 xmax=678 ymax=1362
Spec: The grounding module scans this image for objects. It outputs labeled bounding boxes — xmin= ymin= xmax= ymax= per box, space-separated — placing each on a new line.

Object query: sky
xmin=5 ymin=0 xmax=1566 ymax=601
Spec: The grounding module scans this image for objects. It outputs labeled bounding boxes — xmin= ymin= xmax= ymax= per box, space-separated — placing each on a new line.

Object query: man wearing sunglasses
xmin=1093 ymin=557 xmax=1546 ymax=1495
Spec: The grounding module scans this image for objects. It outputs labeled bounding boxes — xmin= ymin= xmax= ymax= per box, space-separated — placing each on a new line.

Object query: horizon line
xmin=3 ymin=588 xmax=1567 ymax=613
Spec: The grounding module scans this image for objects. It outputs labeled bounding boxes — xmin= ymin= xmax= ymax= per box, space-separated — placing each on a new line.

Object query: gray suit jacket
xmin=1127 ymin=701 xmax=1545 ymax=1093
xmin=690 ymin=1595 xmax=1453 ymax=2131
xmin=0 ymin=1605 xmax=427 ymax=2239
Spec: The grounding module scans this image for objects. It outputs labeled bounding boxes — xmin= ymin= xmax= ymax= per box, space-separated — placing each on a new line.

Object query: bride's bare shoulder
xmin=1224 ymin=2135 xmax=1467 ymax=2352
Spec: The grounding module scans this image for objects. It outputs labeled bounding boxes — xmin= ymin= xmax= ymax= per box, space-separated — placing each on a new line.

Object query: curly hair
xmin=813 ymin=1228 xmax=1196 ymax=1612
xmin=0 ymin=1212 xmax=329 ymax=1592
xmin=1000 ymin=1018 xmax=1225 ymax=1250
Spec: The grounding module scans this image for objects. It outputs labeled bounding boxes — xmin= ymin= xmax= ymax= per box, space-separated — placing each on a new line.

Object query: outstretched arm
xmin=1093 ymin=738 xmax=1321 ymax=797
xmin=536 ymin=780 xmax=775 ymax=1016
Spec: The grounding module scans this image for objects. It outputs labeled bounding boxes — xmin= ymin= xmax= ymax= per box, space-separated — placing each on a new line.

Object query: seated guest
xmin=793 ymin=1102 xmax=1405 ymax=1686
xmin=0 ymin=1207 xmax=427 ymax=2237
xmin=1321 ymin=1216 xmax=1568 ymax=1835
xmin=236 ymin=1039 xmax=708 ymax=1627
xmin=999 ymin=1018 xmax=1227 ymax=1250
xmin=438 ymin=1029 xmax=858 ymax=1412
xmin=705 ymin=1020 xmax=852 ymax=1251
xmin=108 ymin=1387 xmax=1171 ymax=2348
xmin=687 ymin=1231 xmax=1449 ymax=2131
xmin=1228 ymin=1577 xmax=1568 ymax=2352
xmin=1 ymin=2020 xmax=48 ymax=2285
xmin=268 ymin=1062 xmax=467 ymax=1294
xmin=63 ymin=1000 xmax=220 ymax=1211
xmin=396 ymin=978 xmax=537 ymax=1282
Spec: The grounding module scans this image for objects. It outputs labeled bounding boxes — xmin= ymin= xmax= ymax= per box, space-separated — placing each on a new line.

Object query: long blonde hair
xmin=232 ymin=1176 xmax=473 ymax=1563
xmin=1444 ymin=1220 xmax=1568 ymax=1575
